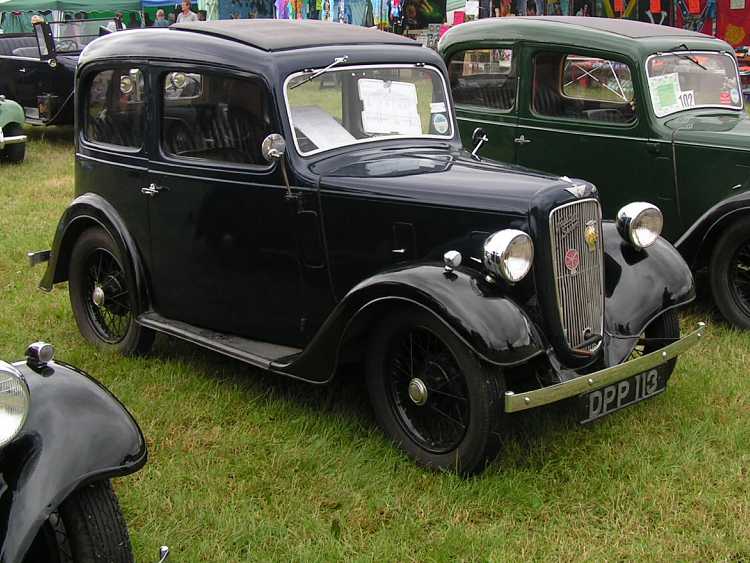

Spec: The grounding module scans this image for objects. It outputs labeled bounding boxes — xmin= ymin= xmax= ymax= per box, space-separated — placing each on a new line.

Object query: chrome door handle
xmin=514 ymin=135 xmax=532 ymax=145
xmin=140 ymin=183 xmax=166 ymax=197
xmin=18 ymin=68 xmax=26 ymax=73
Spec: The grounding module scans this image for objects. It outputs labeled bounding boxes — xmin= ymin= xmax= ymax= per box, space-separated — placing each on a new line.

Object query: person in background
xmin=176 ymin=0 xmax=199 ymax=22
xmin=106 ymin=11 xmax=126 ymax=32
xmin=154 ymin=9 xmax=170 ymax=26
xmin=31 ymin=14 xmax=45 ymax=25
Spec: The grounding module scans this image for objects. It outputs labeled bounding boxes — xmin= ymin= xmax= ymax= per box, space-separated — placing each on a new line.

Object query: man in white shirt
xmin=176 ymin=1 xmax=199 ymax=22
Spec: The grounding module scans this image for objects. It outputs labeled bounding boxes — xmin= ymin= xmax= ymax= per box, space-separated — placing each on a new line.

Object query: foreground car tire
xmin=0 ymin=123 xmax=26 ymax=163
xmin=23 ymin=480 xmax=134 ymax=563
xmin=69 ymin=227 xmax=154 ymax=355
xmin=366 ymin=308 xmax=506 ymax=475
xmin=630 ymin=309 xmax=680 ymax=379
xmin=710 ymin=221 xmax=750 ymax=329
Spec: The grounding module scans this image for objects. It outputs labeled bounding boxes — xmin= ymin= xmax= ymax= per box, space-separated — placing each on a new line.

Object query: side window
xmin=533 ymin=53 xmax=636 ymax=124
xmin=448 ymin=48 xmax=516 ymax=111
xmin=85 ymin=68 xmax=144 ymax=148
xmin=161 ymin=71 xmax=274 ymax=166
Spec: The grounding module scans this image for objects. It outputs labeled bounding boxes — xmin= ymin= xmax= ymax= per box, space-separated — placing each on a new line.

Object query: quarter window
xmin=533 ymin=53 xmax=636 ymax=124
xmin=161 ymin=72 xmax=274 ymax=166
xmin=85 ymin=68 xmax=144 ymax=148
xmin=448 ymin=49 xmax=516 ymax=111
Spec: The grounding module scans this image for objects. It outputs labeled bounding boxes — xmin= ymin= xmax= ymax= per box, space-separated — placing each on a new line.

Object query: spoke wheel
xmin=366 ymin=307 xmax=506 ymax=475
xmin=627 ymin=309 xmax=679 ymax=379
xmin=710 ymin=221 xmax=750 ymax=329
xmin=82 ymin=248 xmax=132 ymax=344
xmin=728 ymin=240 xmax=750 ymax=319
xmin=387 ymin=326 xmax=470 ymax=454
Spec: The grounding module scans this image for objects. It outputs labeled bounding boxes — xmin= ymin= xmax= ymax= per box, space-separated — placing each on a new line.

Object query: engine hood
xmin=665 ymin=111 xmax=750 ymax=151
xmin=311 ymin=147 xmax=595 ymax=216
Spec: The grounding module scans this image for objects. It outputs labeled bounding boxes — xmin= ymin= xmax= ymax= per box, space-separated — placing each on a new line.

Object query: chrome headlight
xmin=616 ymin=202 xmax=663 ymax=249
xmin=0 ymin=361 xmax=29 ymax=447
xmin=483 ymin=229 xmax=534 ymax=283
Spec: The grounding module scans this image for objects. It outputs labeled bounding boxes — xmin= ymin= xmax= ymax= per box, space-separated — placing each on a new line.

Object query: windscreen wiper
xmin=667 ymin=44 xmax=707 ymax=70
xmin=289 ymin=56 xmax=349 ymax=90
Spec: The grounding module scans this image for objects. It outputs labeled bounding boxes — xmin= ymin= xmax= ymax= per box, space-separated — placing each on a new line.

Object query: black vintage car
xmin=33 ymin=20 xmax=704 ymax=474
xmin=0 ymin=19 xmax=115 ymax=125
xmin=0 ymin=343 xmax=147 ymax=562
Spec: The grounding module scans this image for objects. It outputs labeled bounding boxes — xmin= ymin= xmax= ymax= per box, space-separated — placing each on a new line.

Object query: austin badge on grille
xmin=564 ymin=249 xmax=580 ymax=273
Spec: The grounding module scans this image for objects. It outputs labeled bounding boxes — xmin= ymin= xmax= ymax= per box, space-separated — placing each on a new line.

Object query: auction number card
xmin=358 ymin=79 xmax=422 ymax=136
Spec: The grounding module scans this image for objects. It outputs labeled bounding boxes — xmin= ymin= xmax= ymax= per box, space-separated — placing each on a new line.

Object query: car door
xmin=447 ymin=45 xmax=520 ymax=163
xmin=515 ymin=47 xmax=680 ymax=237
xmin=145 ymin=66 xmax=308 ymax=346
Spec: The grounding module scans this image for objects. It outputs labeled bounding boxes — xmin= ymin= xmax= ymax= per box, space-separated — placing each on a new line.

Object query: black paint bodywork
xmin=41 ymin=23 xmax=695 ymax=386
xmin=0 ymin=360 xmax=146 ymax=563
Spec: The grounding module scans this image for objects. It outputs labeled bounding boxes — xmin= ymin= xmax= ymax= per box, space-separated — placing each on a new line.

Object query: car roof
xmin=172 ymin=19 xmax=419 ymax=52
xmin=439 ymin=16 xmax=733 ymax=58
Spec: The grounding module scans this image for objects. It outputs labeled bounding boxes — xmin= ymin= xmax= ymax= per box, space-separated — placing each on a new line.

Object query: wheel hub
xmin=407 ymin=377 xmax=429 ymax=406
xmin=92 ymin=285 xmax=105 ymax=307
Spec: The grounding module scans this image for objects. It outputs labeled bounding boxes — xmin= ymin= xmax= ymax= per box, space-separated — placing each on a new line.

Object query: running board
xmin=137 ymin=312 xmax=302 ymax=369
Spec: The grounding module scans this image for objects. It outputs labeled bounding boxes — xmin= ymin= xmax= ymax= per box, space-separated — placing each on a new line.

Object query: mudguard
xmin=0 ymin=360 xmax=146 ymax=563
xmin=602 ymin=222 xmax=696 ymax=367
xmin=0 ymin=99 xmax=24 ymax=130
xmin=40 ymin=193 xmax=149 ymax=312
xmin=674 ymin=189 xmax=750 ymax=269
xmin=276 ymin=264 xmax=546 ymax=383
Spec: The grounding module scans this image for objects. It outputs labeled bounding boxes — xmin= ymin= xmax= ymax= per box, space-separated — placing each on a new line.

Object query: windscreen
xmin=646 ymin=51 xmax=742 ymax=117
xmin=285 ymin=65 xmax=453 ymax=156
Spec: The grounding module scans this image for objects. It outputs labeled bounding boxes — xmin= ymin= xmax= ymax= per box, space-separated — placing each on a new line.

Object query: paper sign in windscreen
xmin=358 ymin=79 xmax=422 ymax=136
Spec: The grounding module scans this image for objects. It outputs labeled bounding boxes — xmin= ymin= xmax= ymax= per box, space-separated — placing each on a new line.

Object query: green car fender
xmin=0 ymin=97 xmax=25 ymax=130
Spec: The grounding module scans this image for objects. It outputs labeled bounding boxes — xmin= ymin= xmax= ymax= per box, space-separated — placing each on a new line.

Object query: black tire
xmin=709 ymin=220 xmax=750 ymax=329
xmin=23 ymin=480 xmax=133 ymax=563
xmin=1 ymin=123 xmax=26 ymax=163
xmin=366 ymin=308 xmax=506 ymax=475
xmin=629 ymin=308 xmax=680 ymax=380
xmin=69 ymin=227 xmax=154 ymax=355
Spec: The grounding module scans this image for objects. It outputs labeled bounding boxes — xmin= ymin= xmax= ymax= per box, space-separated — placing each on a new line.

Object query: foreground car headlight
xmin=0 ymin=361 xmax=30 ymax=447
xmin=616 ymin=202 xmax=663 ymax=249
xmin=484 ymin=229 xmax=534 ymax=282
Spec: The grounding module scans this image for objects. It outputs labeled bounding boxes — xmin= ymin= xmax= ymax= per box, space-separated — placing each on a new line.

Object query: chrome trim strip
xmin=504 ymin=323 xmax=705 ymax=412
xmin=0 ymin=128 xmax=27 ymax=150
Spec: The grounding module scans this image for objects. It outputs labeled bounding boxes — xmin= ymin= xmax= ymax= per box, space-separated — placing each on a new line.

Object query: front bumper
xmin=504 ymin=322 xmax=705 ymax=413
xmin=0 ymin=128 xmax=27 ymax=150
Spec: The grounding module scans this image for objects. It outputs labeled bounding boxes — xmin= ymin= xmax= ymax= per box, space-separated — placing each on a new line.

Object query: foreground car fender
xmin=0 ymin=360 xmax=146 ymax=563
xmin=276 ymin=264 xmax=546 ymax=383
xmin=39 ymin=193 xmax=148 ymax=310
xmin=602 ymin=222 xmax=696 ymax=366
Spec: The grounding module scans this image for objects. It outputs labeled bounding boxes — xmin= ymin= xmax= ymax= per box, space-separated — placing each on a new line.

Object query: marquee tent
xmin=0 ymin=0 xmax=141 ymax=10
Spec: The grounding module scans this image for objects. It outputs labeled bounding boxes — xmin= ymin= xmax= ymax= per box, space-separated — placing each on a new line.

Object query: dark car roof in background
xmin=172 ymin=19 xmax=418 ymax=52
xmin=439 ymin=16 xmax=733 ymax=58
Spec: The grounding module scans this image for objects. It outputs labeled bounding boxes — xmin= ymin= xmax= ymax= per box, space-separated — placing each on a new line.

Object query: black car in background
xmin=33 ymin=20 xmax=703 ymax=474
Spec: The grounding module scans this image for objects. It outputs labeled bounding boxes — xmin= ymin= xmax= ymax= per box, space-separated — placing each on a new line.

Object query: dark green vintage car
xmin=440 ymin=17 xmax=750 ymax=328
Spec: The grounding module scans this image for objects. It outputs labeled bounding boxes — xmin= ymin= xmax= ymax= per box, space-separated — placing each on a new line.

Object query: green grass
xmin=1 ymin=128 xmax=749 ymax=562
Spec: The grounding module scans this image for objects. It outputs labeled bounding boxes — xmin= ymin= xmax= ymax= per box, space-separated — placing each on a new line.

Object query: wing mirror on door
xmin=261 ymin=134 xmax=293 ymax=199
xmin=471 ymin=127 xmax=489 ymax=160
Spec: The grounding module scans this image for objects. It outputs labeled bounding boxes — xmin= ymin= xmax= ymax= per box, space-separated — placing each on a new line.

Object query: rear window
xmin=85 ymin=68 xmax=144 ymax=148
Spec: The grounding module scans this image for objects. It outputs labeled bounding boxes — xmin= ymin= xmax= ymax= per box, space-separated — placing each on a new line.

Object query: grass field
xmin=1 ymin=128 xmax=748 ymax=562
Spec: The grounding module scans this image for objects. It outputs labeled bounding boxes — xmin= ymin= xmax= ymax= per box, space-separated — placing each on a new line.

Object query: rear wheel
xmin=23 ymin=480 xmax=134 ymax=563
xmin=68 ymin=227 xmax=154 ymax=355
xmin=366 ymin=308 xmax=506 ymax=475
xmin=710 ymin=220 xmax=750 ymax=329
xmin=628 ymin=309 xmax=680 ymax=380
xmin=1 ymin=123 xmax=26 ymax=163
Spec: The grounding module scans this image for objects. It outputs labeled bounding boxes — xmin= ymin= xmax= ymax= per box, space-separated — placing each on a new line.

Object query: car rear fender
xmin=602 ymin=222 xmax=696 ymax=366
xmin=0 ymin=360 xmax=146 ymax=563
xmin=275 ymin=264 xmax=546 ymax=383
xmin=40 ymin=193 xmax=149 ymax=312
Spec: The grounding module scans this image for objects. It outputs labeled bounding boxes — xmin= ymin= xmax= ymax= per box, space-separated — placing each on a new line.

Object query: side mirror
xmin=261 ymin=134 xmax=293 ymax=198
xmin=471 ymin=127 xmax=489 ymax=159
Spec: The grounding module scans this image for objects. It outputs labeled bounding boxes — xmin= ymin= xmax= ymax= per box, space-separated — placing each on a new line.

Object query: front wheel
xmin=628 ymin=309 xmax=680 ymax=380
xmin=710 ymin=220 xmax=750 ymax=329
xmin=23 ymin=480 xmax=134 ymax=563
xmin=0 ymin=123 xmax=26 ymax=163
xmin=68 ymin=227 xmax=154 ymax=355
xmin=366 ymin=308 xmax=506 ymax=475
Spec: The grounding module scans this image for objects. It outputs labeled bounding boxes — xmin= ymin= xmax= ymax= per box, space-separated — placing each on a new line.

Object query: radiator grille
xmin=548 ymin=199 xmax=604 ymax=352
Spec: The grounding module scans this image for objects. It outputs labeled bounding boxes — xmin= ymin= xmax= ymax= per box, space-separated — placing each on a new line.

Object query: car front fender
xmin=0 ymin=360 xmax=146 ymax=563
xmin=0 ymin=99 xmax=24 ymax=130
xmin=602 ymin=222 xmax=696 ymax=366
xmin=275 ymin=264 xmax=546 ymax=383
xmin=39 ymin=193 xmax=149 ymax=312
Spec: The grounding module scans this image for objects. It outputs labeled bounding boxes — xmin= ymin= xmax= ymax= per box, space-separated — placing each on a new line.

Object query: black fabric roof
xmin=526 ymin=16 xmax=708 ymax=39
xmin=172 ymin=19 xmax=419 ymax=52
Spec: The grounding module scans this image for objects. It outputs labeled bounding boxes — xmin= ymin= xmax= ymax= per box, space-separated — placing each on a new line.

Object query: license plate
xmin=579 ymin=368 xmax=667 ymax=424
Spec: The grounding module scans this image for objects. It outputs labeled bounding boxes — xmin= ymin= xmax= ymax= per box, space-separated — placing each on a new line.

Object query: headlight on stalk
xmin=483 ymin=229 xmax=534 ymax=283
xmin=0 ymin=361 xmax=29 ymax=447
xmin=616 ymin=202 xmax=663 ymax=249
